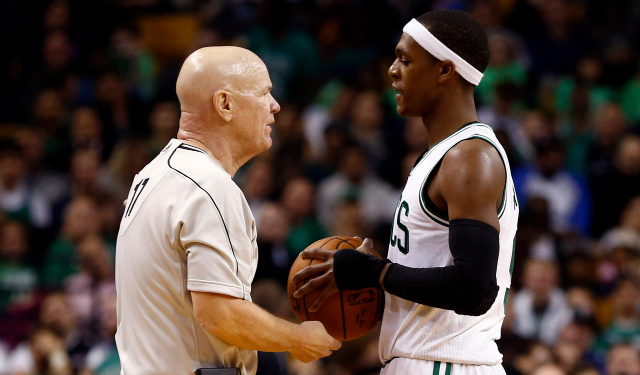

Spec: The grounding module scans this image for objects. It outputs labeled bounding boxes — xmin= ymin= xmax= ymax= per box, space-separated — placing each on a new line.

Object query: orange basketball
xmin=287 ymin=236 xmax=384 ymax=341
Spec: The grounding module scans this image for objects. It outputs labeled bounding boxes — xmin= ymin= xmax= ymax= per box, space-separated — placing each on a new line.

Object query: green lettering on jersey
xmin=390 ymin=200 xmax=410 ymax=254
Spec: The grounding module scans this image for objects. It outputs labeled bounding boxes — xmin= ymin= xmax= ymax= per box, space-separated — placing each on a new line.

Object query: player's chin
xmin=396 ymin=104 xmax=410 ymax=117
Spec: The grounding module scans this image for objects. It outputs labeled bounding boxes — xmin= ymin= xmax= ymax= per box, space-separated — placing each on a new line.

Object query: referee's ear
xmin=213 ymin=90 xmax=233 ymax=122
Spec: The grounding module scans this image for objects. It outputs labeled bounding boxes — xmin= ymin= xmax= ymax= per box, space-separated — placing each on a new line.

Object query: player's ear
xmin=213 ymin=90 xmax=233 ymax=122
xmin=437 ymin=61 xmax=456 ymax=84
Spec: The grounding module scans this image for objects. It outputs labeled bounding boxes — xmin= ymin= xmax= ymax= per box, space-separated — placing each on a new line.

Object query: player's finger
xmin=299 ymin=248 xmax=334 ymax=260
xmin=123 ymin=199 xmax=128 ymax=207
xmin=294 ymin=273 xmax=331 ymax=298
xmin=353 ymin=236 xmax=362 ymax=240
xmin=290 ymin=262 xmax=330 ymax=284
xmin=357 ymin=238 xmax=374 ymax=255
xmin=309 ymin=281 xmax=338 ymax=312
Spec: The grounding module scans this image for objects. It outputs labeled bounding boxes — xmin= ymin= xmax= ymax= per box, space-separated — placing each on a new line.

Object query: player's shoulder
xmin=441 ymin=135 xmax=504 ymax=183
xmin=167 ymin=143 xmax=241 ymax=199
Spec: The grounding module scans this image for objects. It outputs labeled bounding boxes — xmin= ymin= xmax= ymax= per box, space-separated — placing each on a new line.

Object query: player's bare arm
xmin=294 ymin=137 xmax=506 ymax=315
xmin=192 ymin=291 xmax=341 ymax=363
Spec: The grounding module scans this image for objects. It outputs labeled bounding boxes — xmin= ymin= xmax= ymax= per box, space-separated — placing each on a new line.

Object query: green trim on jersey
xmin=433 ymin=361 xmax=441 ymax=375
xmin=413 ymin=122 xmax=490 ymax=171
xmin=445 ymin=362 xmax=452 ymax=375
xmin=418 ymin=133 xmax=508 ymax=228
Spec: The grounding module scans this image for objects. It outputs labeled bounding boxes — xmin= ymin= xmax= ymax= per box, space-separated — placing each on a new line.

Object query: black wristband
xmin=333 ymin=249 xmax=391 ymax=291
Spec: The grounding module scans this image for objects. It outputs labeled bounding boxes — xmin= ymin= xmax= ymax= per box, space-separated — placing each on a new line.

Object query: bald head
xmin=176 ymin=46 xmax=269 ymax=114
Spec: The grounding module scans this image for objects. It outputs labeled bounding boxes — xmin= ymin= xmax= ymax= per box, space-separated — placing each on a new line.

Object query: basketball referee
xmin=115 ymin=46 xmax=340 ymax=375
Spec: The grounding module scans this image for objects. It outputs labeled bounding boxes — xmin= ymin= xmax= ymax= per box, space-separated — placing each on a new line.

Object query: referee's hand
xmin=290 ymin=321 xmax=341 ymax=363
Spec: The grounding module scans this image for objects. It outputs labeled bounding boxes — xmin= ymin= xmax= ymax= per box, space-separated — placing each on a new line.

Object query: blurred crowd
xmin=1 ymin=0 xmax=640 ymax=374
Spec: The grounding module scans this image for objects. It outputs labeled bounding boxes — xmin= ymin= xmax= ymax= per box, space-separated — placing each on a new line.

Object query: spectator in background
xmin=94 ymin=72 xmax=130 ymax=138
xmin=15 ymin=128 xmax=69 ymax=210
xmin=591 ymin=135 xmax=640 ymax=237
xmin=478 ymin=81 xmax=534 ymax=166
xmin=606 ymin=344 xmax=640 ymax=375
xmin=512 ymin=259 xmax=573 ymax=345
xmin=80 ymin=291 xmax=119 ymax=375
xmin=587 ymin=104 xmax=629 ymax=176
xmin=271 ymin=104 xmax=310 ymax=189
xmin=520 ymin=110 xmax=554 ymax=150
xmin=68 ymin=107 xmax=107 ymax=161
xmin=599 ymin=196 xmax=640 ymax=257
xmin=0 ymin=221 xmax=39 ymax=348
xmin=109 ymin=25 xmax=156 ymax=102
xmin=281 ymin=177 xmax=327 ymax=257
xmin=0 ymin=339 xmax=9 ymax=375
xmin=0 ymin=221 xmax=38 ymax=314
xmin=0 ymin=140 xmax=52 ymax=230
xmin=241 ymin=158 xmax=274 ymax=228
xmin=42 ymin=196 xmax=101 ymax=288
xmin=147 ymin=101 xmax=179 ymax=157
xmin=246 ymin=0 xmax=319 ymax=101
xmin=530 ymin=363 xmax=566 ymax=375
xmin=64 ymin=236 xmax=115 ymax=341
xmin=8 ymin=328 xmax=72 ymax=375
xmin=476 ymin=31 xmax=527 ymax=107
xmin=513 ymin=137 xmax=592 ymax=236
xmin=105 ymin=139 xmax=150 ymax=200
xmin=593 ymin=280 xmax=640 ymax=356
xmin=254 ymin=203 xmax=292 ymax=287
xmin=317 ymin=146 xmax=398 ymax=232
xmin=621 ymin=59 xmax=640 ymax=125
xmin=559 ymin=82 xmax=592 ymax=176
xmin=346 ymin=91 xmax=387 ymax=170
xmin=251 ymin=280 xmax=291 ymax=375
xmin=554 ymin=55 xmax=613 ymax=119
xmin=8 ymin=293 xmax=89 ymax=374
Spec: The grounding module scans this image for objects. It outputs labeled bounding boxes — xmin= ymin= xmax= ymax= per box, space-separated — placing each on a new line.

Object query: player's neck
xmin=422 ymin=92 xmax=479 ymax=148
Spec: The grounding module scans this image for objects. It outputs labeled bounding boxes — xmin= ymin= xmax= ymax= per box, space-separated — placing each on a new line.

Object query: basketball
xmin=287 ymin=236 xmax=384 ymax=341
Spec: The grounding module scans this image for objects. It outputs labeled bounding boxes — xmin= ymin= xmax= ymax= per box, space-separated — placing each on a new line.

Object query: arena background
xmin=1 ymin=0 xmax=640 ymax=374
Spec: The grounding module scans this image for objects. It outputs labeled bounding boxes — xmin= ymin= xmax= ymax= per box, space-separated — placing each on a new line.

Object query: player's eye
xmin=401 ymin=59 xmax=410 ymax=66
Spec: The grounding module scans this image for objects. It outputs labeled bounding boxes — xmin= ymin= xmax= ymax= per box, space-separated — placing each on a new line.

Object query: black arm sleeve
xmin=382 ymin=219 xmax=500 ymax=316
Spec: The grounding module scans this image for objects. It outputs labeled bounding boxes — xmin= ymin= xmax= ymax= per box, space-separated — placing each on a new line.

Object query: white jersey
xmin=380 ymin=122 xmax=519 ymax=365
xmin=115 ymin=139 xmax=258 ymax=375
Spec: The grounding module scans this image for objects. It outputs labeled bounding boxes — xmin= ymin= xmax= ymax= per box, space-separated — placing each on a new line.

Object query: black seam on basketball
xmin=335 ymin=238 xmax=352 ymax=250
xmin=301 ymin=257 xmax=314 ymax=322
xmin=340 ymin=290 xmax=347 ymax=340
xmin=368 ymin=289 xmax=380 ymax=332
xmin=343 ymin=239 xmax=360 ymax=249
xmin=318 ymin=236 xmax=340 ymax=249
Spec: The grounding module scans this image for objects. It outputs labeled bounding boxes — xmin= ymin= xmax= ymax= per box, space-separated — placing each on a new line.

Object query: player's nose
xmin=388 ymin=60 xmax=400 ymax=79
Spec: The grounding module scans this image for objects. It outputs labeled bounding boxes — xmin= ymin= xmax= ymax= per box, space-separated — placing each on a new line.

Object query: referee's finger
xmin=299 ymin=248 xmax=335 ymax=260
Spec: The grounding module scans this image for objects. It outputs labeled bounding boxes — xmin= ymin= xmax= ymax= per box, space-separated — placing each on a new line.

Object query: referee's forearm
xmin=193 ymin=292 xmax=301 ymax=353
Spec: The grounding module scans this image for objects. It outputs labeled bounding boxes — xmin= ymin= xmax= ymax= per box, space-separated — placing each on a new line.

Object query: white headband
xmin=403 ymin=18 xmax=483 ymax=86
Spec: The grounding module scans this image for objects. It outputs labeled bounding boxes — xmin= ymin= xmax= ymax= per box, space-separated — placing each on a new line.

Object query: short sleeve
xmin=177 ymin=186 xmax=245 ymax=299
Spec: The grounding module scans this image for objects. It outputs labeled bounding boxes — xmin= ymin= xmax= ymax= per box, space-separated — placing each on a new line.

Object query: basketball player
xmin=115 ymin=46 xmax=340 ymax=375
xmin=292 ymin=10 xmax=518 ymax=374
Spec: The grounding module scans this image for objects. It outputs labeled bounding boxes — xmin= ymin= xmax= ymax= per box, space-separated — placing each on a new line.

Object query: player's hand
xmin=290 ymin=321 xmax=341 ymax=362
xmin=291 ymin=238 xmax=374 ymax=312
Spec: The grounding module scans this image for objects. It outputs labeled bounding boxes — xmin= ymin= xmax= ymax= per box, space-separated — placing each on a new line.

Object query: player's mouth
xmin=392 ymin=84 xmax=403 ymax=100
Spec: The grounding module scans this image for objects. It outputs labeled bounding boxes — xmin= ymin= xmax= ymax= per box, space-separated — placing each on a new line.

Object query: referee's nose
xmin=270 ymin=94 xmax=281 ymax=114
